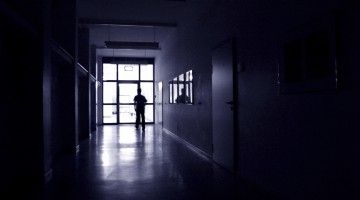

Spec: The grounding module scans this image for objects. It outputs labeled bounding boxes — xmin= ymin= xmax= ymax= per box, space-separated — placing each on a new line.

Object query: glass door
xmin=118 ymin=83 xmax=138 ymax=123
xmin=103 ymin=62 xmax=154 ymax=124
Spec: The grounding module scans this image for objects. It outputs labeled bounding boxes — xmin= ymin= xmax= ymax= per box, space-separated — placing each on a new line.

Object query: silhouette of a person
xmin=176 ymin=88 xmax=190 ymax=104
xmin=134 ymin=88 xmax=147 ymax=131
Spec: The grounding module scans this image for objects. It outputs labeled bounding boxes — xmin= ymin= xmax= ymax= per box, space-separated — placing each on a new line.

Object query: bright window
xmin=103 ymin=62 xmax=155 ymax=124
xmin=169 ymin=70 xmax=194 ymax=104
xmin=118 ymin=64 xmax=139 ymax=80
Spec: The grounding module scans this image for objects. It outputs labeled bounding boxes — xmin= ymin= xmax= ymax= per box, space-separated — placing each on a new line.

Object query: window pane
xmin=179 ymin=83 xmax=184 ymax=97
xmin=103 ymin=105 xmax=117 ymax=123
xmin=103 ymin=63 xmax=117 ymax=80
xmin=169 ymin=82 xmax=173 ymax=103
xmin=140 ymin=82 xmax=153 ymax=103
xmin=140 ymin=64 xmax=153 ymax=81
xmin=119 ymin=105 xmax=136 ymax=123
xmin=186 ymin=70 xmax=194 ymax=104
xmin=173 ymin=78 xmax=178 ymax=101
xmin=103 ymin=82 xmax=117 ymax=103
xmin=179 ymin=73 xmax=184 ymax=81
xmin=189 ymin=70 xmax=193 ymax=81
xmin=119 ymin=83 xmax=138 ymax=103
xmin=145 ymin=105 xmax=154 ymax=122
xmin=179 ymin=74 xmax=185 ymax=100
xmin=118 ymin=64 xmax=139 ymax=80
xmin=190 ymin=82 xmax=193 ymax=103
xmin=186 ymin=83 xmax=190 ymax=97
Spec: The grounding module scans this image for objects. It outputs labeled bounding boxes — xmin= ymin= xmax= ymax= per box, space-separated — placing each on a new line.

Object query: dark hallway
xmin=1 ymin=0 xmax=360 ymax=200
xmin=42 ymin=125 xmax=273 ymax=200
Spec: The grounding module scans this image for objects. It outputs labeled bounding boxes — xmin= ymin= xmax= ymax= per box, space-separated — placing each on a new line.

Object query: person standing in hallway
xmin=134 ymin=88 xmax=147 ymax=131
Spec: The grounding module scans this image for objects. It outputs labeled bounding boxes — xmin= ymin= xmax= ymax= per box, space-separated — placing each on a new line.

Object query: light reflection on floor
xmin=100 ymin=125 xmax=156 ymax=183
xmin=43 ymin=124 xmax=275 ymax=200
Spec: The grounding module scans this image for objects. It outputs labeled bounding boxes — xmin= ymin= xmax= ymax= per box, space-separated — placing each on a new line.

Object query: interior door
xmin=212 ymin=39 xmax=236 ymax=172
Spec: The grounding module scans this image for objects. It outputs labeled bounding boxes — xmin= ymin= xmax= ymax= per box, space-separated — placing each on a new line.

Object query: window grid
xmin=169 ymin=70 xmax=194 ymax=105
xmin=102 ymin=63 xmax=154 ymax=124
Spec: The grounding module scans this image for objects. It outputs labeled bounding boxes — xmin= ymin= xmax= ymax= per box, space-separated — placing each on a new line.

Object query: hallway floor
xmin=42 ymin=125 xmax=274 ymax=200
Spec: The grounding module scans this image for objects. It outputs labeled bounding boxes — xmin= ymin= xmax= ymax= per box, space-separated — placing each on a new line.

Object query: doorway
xmin=102 ymin=61 xmax=154 ymax=124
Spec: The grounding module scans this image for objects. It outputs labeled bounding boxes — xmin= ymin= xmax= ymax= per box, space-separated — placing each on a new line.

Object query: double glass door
xmin=103 ymin=63 xmax=154 ymax=124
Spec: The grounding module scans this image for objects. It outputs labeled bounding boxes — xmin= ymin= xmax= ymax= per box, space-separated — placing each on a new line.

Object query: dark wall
xmin=90 ymin=81 xmax=97 ymax=131
xmin=1 ymin=0 xmax=96 ymax=196
xmin=0 ymin=3 xmax=45 ymax=197
xmin=90 ymin=45 xmax=97 ymax=77
xmin=78 ymin=27 xmax=90 ymax=70
xmin=51 ymin=0 xmax=77 ymax=57
xmin=78 ymin=72 xmax=90 ymax=141
xmin=236 ymin=5 xmax=360 ymax=200
xmin=90 ymin=46 xmax=97 ymax=130
xmin=49 ymin=0 xmax=79 ymax=162
xmin=50 ymin=52 xmax=76 ymax=158
xmin=157 ymin=1 xmax=359 ymax=199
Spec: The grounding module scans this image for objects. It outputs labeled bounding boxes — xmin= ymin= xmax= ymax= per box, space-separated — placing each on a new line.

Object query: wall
xmin=0 ymin=0 xmax=97 ymax=196
xmin=50 ymin=52 xmax=77 ymax=158
xmin=0 ymin=1 xmax=46 ymax=197
xmin=156 ymin=0 xmax=359 ymax=199
xmin=49 ymin=0 xmax=79 ymax=163
xmin=155 ymin=9 xmax=214 ymax=153
xmin=236 ymin=4 xmax=360 ymax=200
xmin=78 ymin=71 xmax=90 ymax=141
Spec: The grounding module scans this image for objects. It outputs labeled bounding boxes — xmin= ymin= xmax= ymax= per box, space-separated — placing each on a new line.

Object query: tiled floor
xmin=42 ymin=125 xmax=274 ymax=200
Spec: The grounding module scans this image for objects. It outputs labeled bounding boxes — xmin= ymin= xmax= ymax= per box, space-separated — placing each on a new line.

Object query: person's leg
xmin=141 ymin=109 xmax=145 ymax=130
xmin=135 ymin=110 xmax=140 ymax=129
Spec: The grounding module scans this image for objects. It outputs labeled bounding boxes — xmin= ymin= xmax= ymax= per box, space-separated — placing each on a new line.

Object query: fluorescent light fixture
xmin=104 ymin=41 xmax=160 ymax=50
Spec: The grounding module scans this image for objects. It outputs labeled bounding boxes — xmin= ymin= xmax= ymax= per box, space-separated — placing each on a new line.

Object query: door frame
xmin=102 ymin=60 xmax=155 ymax=125
xmin=157 ymin=81 xmax=163 ymax=127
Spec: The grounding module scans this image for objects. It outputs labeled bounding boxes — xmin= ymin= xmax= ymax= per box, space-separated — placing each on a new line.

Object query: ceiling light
xmin=104 ymin=41 xmax=160 ymax=50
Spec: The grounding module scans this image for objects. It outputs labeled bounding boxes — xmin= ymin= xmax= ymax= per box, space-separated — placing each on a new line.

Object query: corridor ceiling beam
xmin=79 ymin=18 xmax=177 ymax=28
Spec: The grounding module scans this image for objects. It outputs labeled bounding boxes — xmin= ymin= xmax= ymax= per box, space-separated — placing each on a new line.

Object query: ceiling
xmin=78 ymin=0 xmax=341 ymax=58
xmin=88 ymin=25 xmax=175 ymax=58
xmin=78 ymin=0 xmax=188 ymax=58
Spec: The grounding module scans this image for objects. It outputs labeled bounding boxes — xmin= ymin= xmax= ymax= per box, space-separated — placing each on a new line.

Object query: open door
xmin=212 ymin=39 xmax=237 ymax=172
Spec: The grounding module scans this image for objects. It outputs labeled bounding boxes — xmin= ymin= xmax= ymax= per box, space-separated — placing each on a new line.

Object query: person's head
xmin=137 ymin=88 xmax=142 ymax=94
xmin=181 ymin=88 xmax=185 ymax=94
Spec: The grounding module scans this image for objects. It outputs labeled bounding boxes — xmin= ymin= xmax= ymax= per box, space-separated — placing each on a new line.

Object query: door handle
xmin=225 ymin=101 xmax=233 ymax=105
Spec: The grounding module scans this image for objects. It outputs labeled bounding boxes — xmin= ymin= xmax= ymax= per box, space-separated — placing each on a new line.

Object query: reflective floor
xmin=42 ymin=125 xmax=274 ymax=200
